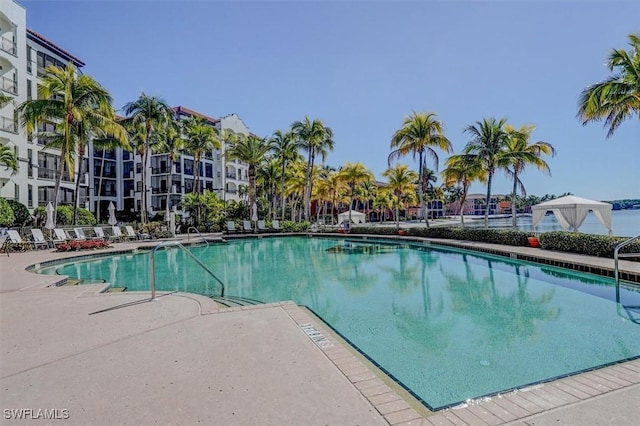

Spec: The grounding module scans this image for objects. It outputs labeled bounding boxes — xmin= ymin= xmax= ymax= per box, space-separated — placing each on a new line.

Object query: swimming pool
xmin=38 ymin=237 xmax=640 ymax=410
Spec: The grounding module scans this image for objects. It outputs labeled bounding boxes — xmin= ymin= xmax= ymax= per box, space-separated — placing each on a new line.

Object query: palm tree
xmin=389 ymin=112 xmax=452 ymax=227
xmin=17 ymin=64 xmax=127 ymax=224
xmin=462 ymin=117 xmax=511 ymax=228
xmin=502 ymin=125 xmax=556 ymax=228
xmin=382 ymin=164 xmax=418 ymax=229
xmin=442 ymin=154 xmax=487 ymax=227
xmin=0 ymin=144 xmax=17 ymax=173
xmin=257 ymin=156 xmax=280 ymax=220
xmin=225 ymin=134 xmax=271 ymax=220
xmin=578 ymin=33 xmax=640 ymax=139
xmin=338 ymin=162 xmax=374 ymax=224
xmin=291 ymin=117 xmax=334 ymax=221
xmin=183 ymin=116 xmax=220 ymax=194
xmin=269 ymin=129 xmax=300 ymax=220
xmin=156 ymin=117 xmax=185 ymax=222
xmin=122 ymin=93 xmax=172 ymax=224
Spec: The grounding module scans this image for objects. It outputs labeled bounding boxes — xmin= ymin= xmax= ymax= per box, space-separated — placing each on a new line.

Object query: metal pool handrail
xmin=187 ymin=226 xmax=209 ymax=246
xmin=614 ymin=234 xmax=640 ymax=302
xmin=149 ymin=241 xmax=224 ymax=300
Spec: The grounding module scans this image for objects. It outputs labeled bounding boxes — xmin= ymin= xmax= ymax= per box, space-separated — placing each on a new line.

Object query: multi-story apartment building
xmin=3 ymin=1 xmax=252 ymax=222
xmin=1 ymin=0 xmax=86 ymax=210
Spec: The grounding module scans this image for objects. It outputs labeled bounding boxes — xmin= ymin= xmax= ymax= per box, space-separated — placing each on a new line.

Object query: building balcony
xmin=0 ymin=36 xmax=16 ymax=56
xmin=0 ymin=116 xmax=17 ymax=133
xmin=37 ymin=168 xmax=74 ymax=182
xmin=0 ymin=75 xmax=17 ymax=95
xmin=226 ymin=173 xmax=237 ymax=180
xmin=151 ymin=167 xmax=171 ymax=175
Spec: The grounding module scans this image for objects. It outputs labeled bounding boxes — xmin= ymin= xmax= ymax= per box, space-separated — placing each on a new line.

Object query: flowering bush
xmin=56 ymin=239 xmax=111 ymax=252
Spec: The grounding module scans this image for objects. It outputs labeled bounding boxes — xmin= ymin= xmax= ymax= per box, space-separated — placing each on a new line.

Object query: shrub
xmin=539 ymin=231 xmax=640 ymax=260
xmin=153 ymin=230 xmax=174 ymax=239
xmin=56 ymin=239 xmax=111 ymax=252
xmin=76 ymin=208 xmax=97 ymax=225
xmin=7 ymin=200 xmax=31 ymax=226
xmin=0 ymin=197 xmax=15 ymax=226
xmin=347 ymin=226 xmax=533 ymax=246
xmin=282 ymin=221 xmax=311 ymax=232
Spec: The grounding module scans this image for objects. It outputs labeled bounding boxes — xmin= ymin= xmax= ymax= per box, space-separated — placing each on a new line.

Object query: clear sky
xmin=19 ymin=0 xmax=640 ymax=201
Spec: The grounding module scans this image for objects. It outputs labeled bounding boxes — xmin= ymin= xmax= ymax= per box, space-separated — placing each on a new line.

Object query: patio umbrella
xmin=45 ymin=202 xmax=55 ymax=230
xmin=108 ymin=202 xmax=118 ymax=226
xmin=251 ymin=202 xmax=258 ymax=222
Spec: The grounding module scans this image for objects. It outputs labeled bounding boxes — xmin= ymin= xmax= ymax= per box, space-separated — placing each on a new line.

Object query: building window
xmin=27 ymin=79 xmax=32 ymax=100
xmin=136 ymin=162 xmax=142 ymax=173
xmin=136 ymin=181 xmax=142 ymax=192
xmin=27 ymin=149 xmax=33 ymax=178
xmin=28 ymin=185 xmax=33 ymax=208
xmin=27 ymin=47 xmax=33 ymax=73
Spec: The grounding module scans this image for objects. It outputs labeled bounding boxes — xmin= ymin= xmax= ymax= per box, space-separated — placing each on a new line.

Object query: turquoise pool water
xmin=39 ymin=237 xmax=640 ymax=409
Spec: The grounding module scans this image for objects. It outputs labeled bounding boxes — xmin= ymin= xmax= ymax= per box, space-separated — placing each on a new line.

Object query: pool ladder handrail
xmin=149 ymin=241 xmax=224 ymax=300
xmin=186 ymin=226 xmax=209 ymax=246
xmin=614 ymin=234 xmax=640 ymax=302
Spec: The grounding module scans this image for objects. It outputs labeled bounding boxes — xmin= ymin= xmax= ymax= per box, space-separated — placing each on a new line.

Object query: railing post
xmin=150 ymin=248 xmax=157 ymax=300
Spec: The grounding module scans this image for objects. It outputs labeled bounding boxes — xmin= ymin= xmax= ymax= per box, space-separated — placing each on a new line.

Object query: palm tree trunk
xmin=52 ymin=147 xmax=67 ymax=225
xmin=96 ymin=148 xmax=106 ymax=223
xmin=484 ymin=172 xmax=493 ymax=228
xmin=304 ymin=150 xmax=315 ymax=221
xmin=459 ymin=185 xmax=469 ymax=228
xmin=142 ymin=129 xmax=151 ymax=225
xmin=418 ymin=153 xmax=430 ymax=228
xmin=511 ymin=175 xmax=518 ymax=229
xmin=280 ymin=160 xmax=287 ymax=221
xmin=73 ymin=145 xmax=85 ymax=225
xmin=165 ymin=159 xmax=173 ymax=224
xmin=195 ymin=156 xmax=201 ymax=225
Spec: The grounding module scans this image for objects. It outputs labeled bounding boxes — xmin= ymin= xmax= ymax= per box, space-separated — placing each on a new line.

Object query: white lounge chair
xmin=111 ymin=226 xmax=124 ymax=242
xmin=53 ymin=228 xmax=70 ymax=245
xmin=30 ymin=228 xmax=51 ymax=249
xmin=6 ymin=230 xmax=27 ymax=250
xmin=124 ymin=226 xmax=139 ymax=240
xmin=73 ymin=227 xmax=87 ymax=241
xmin=272 ymin=220 xmax=282 ymax=232
xmin=257 ymin=220 xmax=269 ymax=233
xmin=242 ymin=220 xmax=253 ymax=233
xmin=93 ymin=226 xmax=109 ymax=241
xmin=226 ymin=221 xmax=238 ymax=234
xmin=0 ymin=234 xmax=9 ymax=256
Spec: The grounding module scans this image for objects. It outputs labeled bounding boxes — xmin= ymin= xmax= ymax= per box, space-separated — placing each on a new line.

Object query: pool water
xmin=40 ymin=237 xmax=640 ymax=409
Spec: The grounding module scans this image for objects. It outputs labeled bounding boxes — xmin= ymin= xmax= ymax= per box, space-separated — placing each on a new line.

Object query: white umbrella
xmin=45 ymin=202 xmax=55 ymax=230
xmin=251 ymin=202 xmax=258 ymax=222
xmin=108 ymin=202 xmax=118 ymax=226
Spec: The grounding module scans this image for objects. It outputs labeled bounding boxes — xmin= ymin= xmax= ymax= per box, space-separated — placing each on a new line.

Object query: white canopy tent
xmin=530 ymin=195 xmax=613 ymax=235
xmin=337 ymin=210 xmax=366 ymax=225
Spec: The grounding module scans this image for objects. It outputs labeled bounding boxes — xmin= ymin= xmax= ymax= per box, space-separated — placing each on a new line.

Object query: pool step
xmin=62 ymin=279 xmax=82 ymax=286
xmin=210 ymin=295 xmax=263 ymax=308
xmin=105 ymin=286 xmax=128 ymax=293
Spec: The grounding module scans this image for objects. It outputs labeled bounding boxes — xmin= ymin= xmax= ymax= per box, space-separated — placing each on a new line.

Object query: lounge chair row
xmin=1 ymin=226 xmax=141 ymax=252
xmin=226 ymin=220 xmax=283 ymax=234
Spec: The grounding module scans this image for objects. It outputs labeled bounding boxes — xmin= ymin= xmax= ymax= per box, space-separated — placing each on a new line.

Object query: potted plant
xmin=528 ymin=236 xmax=540 ymax=248
xmin=398 ymin=229 xmax=407 ymax=236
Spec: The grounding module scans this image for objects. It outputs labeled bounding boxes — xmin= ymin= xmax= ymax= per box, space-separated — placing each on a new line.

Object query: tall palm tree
xmin=578 ymin=33 xmax=640 ymax=139
xmin=389 ymin=112 xmax=452 ymax=227
xmin=462 ymin=117 xmax=511 ymax=228
xmin=183 ymin=116 xmax=220 ymax=194
xmin=382 ymin=164 xmax=418 ymax=229
xmin=122 ymin=93 xmax=172 ymax=224
xmin=0 ymin=144 xmax=18 ymax=173
xmin=225 ymin=134 xmax=271 ymax=219
xmin=338 ymin=162 xmax=374 ymax=224
xmin=257 ymin=156 xmax=280 ymax=220
xmin=291 ymin=117 xmax=334 ymax=221
xmin=442 ymin=154 xmax=486 ymax=227
xmin=502 ymin=124 xmax=556 ymax=228
xmin=156 ymin=117 xmax=185 ymax=222
xmin=269 ymin=129 xmax=300 ymax=220
xmin=17 ymin=64 xmax=127 ymax=224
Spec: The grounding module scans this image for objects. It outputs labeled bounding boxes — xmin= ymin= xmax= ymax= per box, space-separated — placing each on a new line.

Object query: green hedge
xmin=0 ymin=197 xmax=15 ymax=226
xmin=539 ymin=231 xmax=640 ymax=259
xmin=7 ymin=200 xmax=31 ymax=226
xmin=349 ymin=226 xmax=533 ymax=246
xmin=281 ymin=221 xmax=311 ymax=232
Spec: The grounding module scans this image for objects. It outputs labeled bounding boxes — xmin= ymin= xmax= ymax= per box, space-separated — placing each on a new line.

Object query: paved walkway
xmin=1 ymin=236 xmax=639 ymax=425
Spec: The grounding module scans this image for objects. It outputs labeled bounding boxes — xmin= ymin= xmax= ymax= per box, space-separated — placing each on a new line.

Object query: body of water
xmin=464 ymin=209 xmax=640 ymax=237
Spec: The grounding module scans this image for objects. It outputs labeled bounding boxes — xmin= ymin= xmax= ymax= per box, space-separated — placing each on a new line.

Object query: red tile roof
xmin=26 ymin=29 xmax=85 ymax=67
xmin=173 ymin=106 xmax=219 ymax=124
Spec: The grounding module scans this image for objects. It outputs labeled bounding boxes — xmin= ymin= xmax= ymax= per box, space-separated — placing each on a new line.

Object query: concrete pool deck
xmin=1 ymin=235 xmax=639 ymax=425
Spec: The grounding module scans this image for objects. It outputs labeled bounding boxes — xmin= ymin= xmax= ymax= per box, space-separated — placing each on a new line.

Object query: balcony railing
xmin=0 ymin=36 xmax=16 ymax=55
xmin=0 ymin=116 xmax=17 ymax=133
xmin=226 ymin=173 xmax=237 ymax=179
xmin=0 ymin=76 xmax=17 ymax=95
xmin=37 ymin=168 xmax=73 ymax=182
xmin=152 ymin=167 xmax=171 ymax=175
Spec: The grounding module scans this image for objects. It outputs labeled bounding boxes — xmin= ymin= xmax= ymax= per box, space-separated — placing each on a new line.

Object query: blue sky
xmin=20 ymin=0 xmax=640 ymax=201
